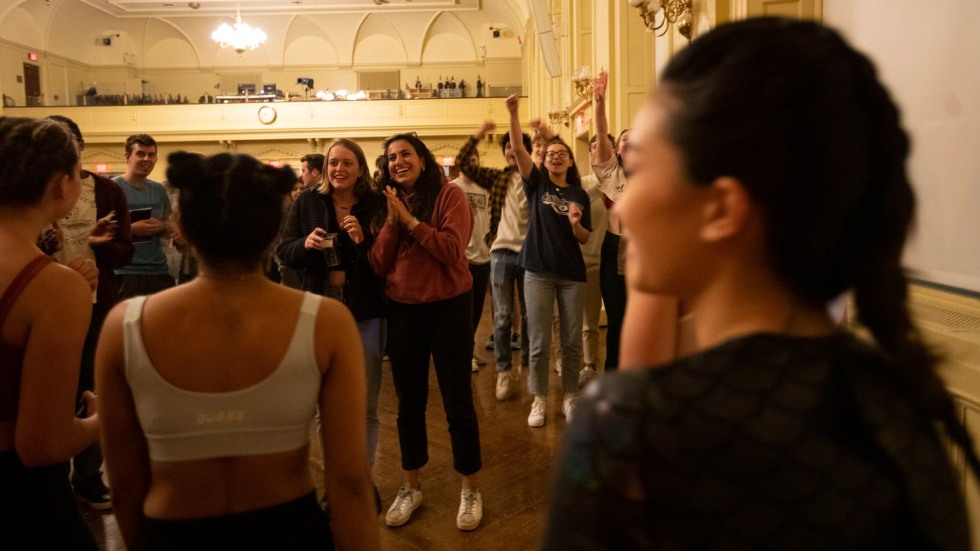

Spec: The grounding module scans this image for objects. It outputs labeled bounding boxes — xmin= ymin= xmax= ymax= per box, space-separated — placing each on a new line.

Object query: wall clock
xmin=257 ymin=105 xmax=277 ymax=125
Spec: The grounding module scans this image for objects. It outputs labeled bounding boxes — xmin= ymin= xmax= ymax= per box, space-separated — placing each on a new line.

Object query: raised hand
xmin=505 ymin=94 xmax=520 ymax=114
xmin=341 ymin=215 xmax=364 ymax=244
xmin=88 ymin=211 xmax=118 ymax=247
xmin=594 ymin=70 xmax=608 ymax=104
xmin=568 ymin=201 xmax=583 ymax=227
xmin=384 ymin=186 xmax=410 ymax=225
xmin=477 ymin=120 xmax=497 ymax=139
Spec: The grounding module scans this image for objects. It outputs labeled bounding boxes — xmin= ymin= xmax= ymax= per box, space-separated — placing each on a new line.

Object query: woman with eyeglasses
xmin=543 ymin=18 xmax=977 ymax=549
xmin=368 ymin=133 xmax=484 ymax=531
xmin=504 ymin=95 xmax=592 ymax=428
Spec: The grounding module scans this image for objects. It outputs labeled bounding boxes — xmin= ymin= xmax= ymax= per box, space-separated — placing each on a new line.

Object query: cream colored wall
xmin=0 ymin=0 xmax=526 ymax=107
xmin=74 ymin=134 xmax=507 ymax=186
xmin=11 ymin=97 xmax=523 ymax=183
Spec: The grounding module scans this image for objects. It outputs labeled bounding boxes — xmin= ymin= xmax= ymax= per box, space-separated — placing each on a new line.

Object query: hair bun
xmin=166 ymin=151 xmax=206 ymax=190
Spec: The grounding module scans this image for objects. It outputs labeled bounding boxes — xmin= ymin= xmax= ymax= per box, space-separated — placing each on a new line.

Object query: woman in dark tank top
xmin=0 ymin=116 xmax=101 ymax=549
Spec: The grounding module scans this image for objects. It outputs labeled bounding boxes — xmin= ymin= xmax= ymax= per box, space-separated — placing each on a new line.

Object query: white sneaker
xmin=563 ymin=393 xmax=576 ymax=423
xmin=578 ymin=365 xmax=597 ymax=387
xmin=528 ymin=395 xmax=546 ymax=427
xmin=385 ymin=485 xmax=423 ymax=527
xmin=471 ymin=357 xmax=480 ymax=372
xmin=495 ymin=371 xmax=512 ymax=401
xmin=456 ymin=488 xmax=483 ymax=531
xmin=554 ymin=357 xmax=563 ymax=376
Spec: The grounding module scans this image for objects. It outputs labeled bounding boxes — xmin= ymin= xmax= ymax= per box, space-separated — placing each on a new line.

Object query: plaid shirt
xmin=457 ymin=136 xmax=515 ymax=247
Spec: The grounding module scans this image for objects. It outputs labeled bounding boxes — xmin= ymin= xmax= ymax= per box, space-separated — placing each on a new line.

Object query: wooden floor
xmin=82 ymin=298 xmax=604 ymax=550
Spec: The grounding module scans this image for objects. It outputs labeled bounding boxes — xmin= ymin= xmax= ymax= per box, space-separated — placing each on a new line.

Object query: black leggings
xmin=136 ymin=491 xmax=332 ymax=550
xmin=0 ymin=450 xmax=98 ymax=550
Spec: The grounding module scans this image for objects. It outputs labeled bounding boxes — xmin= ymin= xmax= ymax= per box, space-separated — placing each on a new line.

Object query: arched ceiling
xmin=1 ymin=0 xmax=532 ymax=69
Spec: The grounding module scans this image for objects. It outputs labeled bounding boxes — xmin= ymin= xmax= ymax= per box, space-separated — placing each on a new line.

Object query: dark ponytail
xmin=660 ymin=17 xmax=979 ymax=475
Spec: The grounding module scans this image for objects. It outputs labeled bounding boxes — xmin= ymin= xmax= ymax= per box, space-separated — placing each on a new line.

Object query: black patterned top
xmin=543 ymin=332 xmax=970 ymax=551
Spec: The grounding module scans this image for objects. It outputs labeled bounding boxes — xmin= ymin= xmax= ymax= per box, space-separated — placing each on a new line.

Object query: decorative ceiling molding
xmin=76 ymin=0 xmax=481 ymax=18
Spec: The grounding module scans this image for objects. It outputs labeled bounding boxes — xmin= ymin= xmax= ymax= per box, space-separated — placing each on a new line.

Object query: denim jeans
xmin=524 ymin=270 xmax=584 ymax=396
xmin=469 ymin=262 xmax=491 ymax=344
xmin=553 ymin=264 xmax=602 ymax=367
xmin=358 ymin=317 xmax=386 ymax=467
xmin=490 ymin=250 xmax=529 ymax=372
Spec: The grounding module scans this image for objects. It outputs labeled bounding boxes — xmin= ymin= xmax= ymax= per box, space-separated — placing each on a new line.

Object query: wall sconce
xmin=547 ymin=105 xmax=569 ymax=127
xmin=628 ymin=0 xmax=694 ymax=40
xmin=571 ymin=66 xmax=595 ymax=100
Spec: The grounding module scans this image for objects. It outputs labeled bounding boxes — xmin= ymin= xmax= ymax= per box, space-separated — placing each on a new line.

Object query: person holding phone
xmin=277 ymin=138 xmax=387 ymax=511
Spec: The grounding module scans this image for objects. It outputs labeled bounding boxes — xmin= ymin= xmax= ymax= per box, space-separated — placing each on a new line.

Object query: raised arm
xmin=506 ymin=95 xmax=534 ymax=180
xmin=457 ymin=122 xmax=504 ymax=191
xmin=593 ymin=71 xmax=614 ymax=164
xmin=91 ymin=179 xmax=134 ymax=270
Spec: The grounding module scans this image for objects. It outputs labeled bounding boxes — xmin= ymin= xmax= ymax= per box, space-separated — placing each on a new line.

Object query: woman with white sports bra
xmin=96 ymin=152 xmax=379 ymax=550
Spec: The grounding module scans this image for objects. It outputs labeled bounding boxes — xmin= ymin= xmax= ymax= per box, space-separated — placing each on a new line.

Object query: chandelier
xmin=212 ymin=5 xmax=267 ymax=55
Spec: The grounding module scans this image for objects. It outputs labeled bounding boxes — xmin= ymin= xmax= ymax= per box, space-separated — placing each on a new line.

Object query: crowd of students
xmin=1 ymin=17 xmax=978 ymax=550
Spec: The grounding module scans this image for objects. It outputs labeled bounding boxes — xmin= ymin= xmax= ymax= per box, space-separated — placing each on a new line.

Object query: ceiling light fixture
xmin=211 ymin=5 xmax=267 ymax=55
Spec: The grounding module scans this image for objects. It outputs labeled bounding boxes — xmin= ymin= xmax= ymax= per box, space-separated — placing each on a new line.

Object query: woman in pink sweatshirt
xmin=369 ymin=133 xmax=484 ymax=532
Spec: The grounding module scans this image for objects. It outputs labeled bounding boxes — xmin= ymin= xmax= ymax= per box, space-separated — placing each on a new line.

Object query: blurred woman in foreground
xmin=544 ymin=18 xmax=977 ymax=550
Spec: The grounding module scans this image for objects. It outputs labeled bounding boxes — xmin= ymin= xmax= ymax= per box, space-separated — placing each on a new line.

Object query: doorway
xmin=23 ymin=63 xmax=41 ymax=106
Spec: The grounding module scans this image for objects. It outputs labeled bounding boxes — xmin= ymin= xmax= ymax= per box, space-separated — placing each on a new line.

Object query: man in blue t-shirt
xmin=113 ymin=133 xmax=175 ymax=297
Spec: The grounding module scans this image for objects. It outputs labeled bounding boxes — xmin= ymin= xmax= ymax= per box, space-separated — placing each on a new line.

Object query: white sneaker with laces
xmin=495 ymin=371 xmax=512 ymax=401
xmin=578 ymin=365 xmax=597 ymax=387
xmin=563 ymin=393 xmax=576 ymax=423
xmin=456 ymin=488 xmax=483 ymax=531
xmin=385 ymin=485 xmax=423 ymax=527
xmin=528 ymin=395 xmax=546 ymax=427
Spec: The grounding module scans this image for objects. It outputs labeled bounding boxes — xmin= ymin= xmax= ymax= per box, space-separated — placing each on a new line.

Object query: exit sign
xmin=28 ymin=52 xmax=38 ymax=61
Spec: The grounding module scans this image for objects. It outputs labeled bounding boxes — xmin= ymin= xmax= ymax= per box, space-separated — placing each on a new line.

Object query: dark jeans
xmin=599 ymin=232 xmax=627 ymax=371
xmin=386 ymin=292 xmax=482 ymax=475
xmin=468 ymin=262 xmax=491 ymax=345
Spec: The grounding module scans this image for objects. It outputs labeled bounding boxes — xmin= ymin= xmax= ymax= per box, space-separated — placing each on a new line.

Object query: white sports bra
xmin=122 ymin=292 xmax=322 ymax=462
